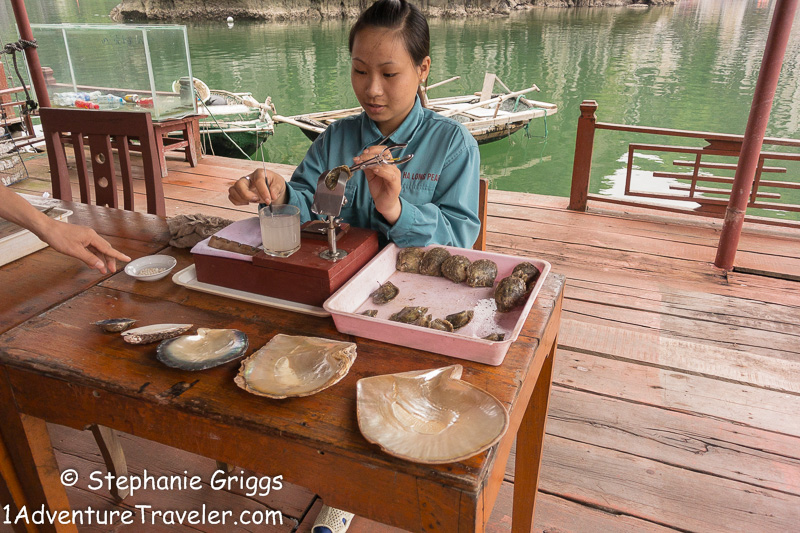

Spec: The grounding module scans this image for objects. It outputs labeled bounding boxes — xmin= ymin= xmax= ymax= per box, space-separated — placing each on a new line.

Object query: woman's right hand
xmin=228 ymin=168 xmax=288 ymax=206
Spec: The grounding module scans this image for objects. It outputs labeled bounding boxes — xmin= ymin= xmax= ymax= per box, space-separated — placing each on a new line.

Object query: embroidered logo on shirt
xmin=402 ymin=171 xmax=440 ymax=183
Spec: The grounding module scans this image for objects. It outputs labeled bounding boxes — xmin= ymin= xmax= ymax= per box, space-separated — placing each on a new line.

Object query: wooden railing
xmin=569 ymin=100 xmax=800 ymax=228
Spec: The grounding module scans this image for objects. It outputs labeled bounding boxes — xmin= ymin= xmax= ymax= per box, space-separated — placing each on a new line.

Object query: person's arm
xmin=379 ymin=139 xmax=481 ymax=248
xmin=0 ymin=187 xmax=130 ymax=274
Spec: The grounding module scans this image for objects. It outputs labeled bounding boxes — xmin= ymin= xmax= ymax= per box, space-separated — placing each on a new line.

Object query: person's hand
xmin=40 ymin=220 xmax=131 ymax=274
xmin=228 ymin=168 xmax=287 ymax=206
xmin=357 ymin=146 xmax=402 ymax=225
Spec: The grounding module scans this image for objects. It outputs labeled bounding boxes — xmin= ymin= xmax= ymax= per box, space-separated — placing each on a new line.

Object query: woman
xmin=230 ymin=1 xmax=479 ymax=530
xmin=229 ymin=0 xmax=481 ymax=250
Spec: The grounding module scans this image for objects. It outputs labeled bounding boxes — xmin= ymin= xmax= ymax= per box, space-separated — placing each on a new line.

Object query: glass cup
xmin=259 ymin=204 xmax=301 ymax=257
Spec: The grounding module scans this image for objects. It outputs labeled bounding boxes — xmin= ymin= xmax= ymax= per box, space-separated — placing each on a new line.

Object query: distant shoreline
xmin=111 ymin=0 xmax=678 ymax=22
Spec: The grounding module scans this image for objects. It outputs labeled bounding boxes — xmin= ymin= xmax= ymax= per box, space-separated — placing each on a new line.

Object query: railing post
xmin=569 ymin=100 xmax=598 ymax=211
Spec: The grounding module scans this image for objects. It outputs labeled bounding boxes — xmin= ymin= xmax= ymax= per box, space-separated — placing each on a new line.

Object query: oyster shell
xmin=483 ymin=332 xmax=505 ymax=342
xmin=396 ymin=247 xmax=424 ymax=273
xmin=122 ymin=324 xmax=193 ymax=345
xmin=156 ymin=328 xmax=248 ymax=371
xmin=389 ymin=306 xmax=428 ymax=325
xmin=494 ymin=276 xmax=527 ymax=312
xmin=440 ymin=255 xmax=471 ymax=283
xmin=371 ymin=281 xmax=399 ymax=305
xmin=357 ymin=365 xmax=509 ymax=464
xmin=466 ymin=259 xmax=498 ymax=288
xmin=235 ymin=334 xmax=357 ymax=399
xmin=417 ymin=314 xmax=433 ymax=328
xmin=94 ymin=318 xmax=136 ymax=333
xmin=445 ymin=310 xmax=474 ymax=330
xmin=419 ymin=247 xmax=451 ymax=277
xmin=429 ymin=318 xmax=454 ymax=332
xmin=511 ymin=262 xmax=540 ymax=290
xmin=361 ymin=309 xmax=378 ymax=318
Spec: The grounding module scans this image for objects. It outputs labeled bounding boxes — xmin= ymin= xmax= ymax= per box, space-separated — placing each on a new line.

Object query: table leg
xmin=1 ymin=438 xmax=33 ymax=533
xmin=511 ymin=336 xmax=557 ymax=533
xmin=0 ymin=369 xmax=75 ymax=533
xmin=152 ymin=125 xmax=169 ymax=178
xmin=185 ymin=119 xmax=199 ymax=167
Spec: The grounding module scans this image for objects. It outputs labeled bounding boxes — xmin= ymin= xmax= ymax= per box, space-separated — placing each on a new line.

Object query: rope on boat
xmin=511 ymin=94 xmax=548 ymax=142
xmin=197 ymin=91 xmax=254 ymax=160
xmin=1 ymin=38 xmax=38 ymax=115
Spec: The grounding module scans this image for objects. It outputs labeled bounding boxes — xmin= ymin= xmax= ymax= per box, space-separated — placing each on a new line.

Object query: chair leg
xmin=90 ymin=424 xmax=129 ymax=501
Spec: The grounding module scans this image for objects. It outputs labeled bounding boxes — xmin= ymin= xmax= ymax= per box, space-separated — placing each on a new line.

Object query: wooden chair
xmin=473 ymin=177 xmax=489 ymax=251
xmin=40 ymin=108 xmax=166 ymax=217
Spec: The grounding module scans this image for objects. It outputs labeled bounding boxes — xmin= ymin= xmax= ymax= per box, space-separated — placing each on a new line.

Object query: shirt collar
xmin=359 ymin=95 xmax=424 ymax=146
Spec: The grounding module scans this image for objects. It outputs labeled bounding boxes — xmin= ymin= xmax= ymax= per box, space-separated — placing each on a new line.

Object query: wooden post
xmin=569 ymin=100 xmax=598 ymax=211
xmin=10 ymin=0 xmax=51 ymax=108
xmin=715 ymin=0 xmax=798 ymax=270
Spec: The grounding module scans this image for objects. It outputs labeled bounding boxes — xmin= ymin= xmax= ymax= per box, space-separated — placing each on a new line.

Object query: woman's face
xmin=351 ymin=26 xmax=430 ymax=136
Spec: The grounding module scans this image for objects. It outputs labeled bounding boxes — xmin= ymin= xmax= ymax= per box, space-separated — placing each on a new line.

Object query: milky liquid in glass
xmin=259 ymin=205 xmax=300 ymax=257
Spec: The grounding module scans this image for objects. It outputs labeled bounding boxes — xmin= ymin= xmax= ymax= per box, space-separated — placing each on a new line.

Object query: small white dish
xmin=125 ymin=255 xmax=177 ymax=281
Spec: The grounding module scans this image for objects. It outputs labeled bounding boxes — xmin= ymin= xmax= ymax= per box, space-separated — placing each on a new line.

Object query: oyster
xmin=371 ymin=281 xmax=399 ymax=305
xmin=396 ymin=247 xmax=424 ymax=273
xmin=121 ymin=324 xmax=193 ymax=345
xmin=94 ymin=318 xmax=136 ymax=333
xmin=466 ymin=259 xmax=498 ymax=288
xmin=429 ymin=318 xmax=454 ymax=332
xmin=494 ymin=276 xmax=527 ymax=312
xmin=445 ymin=310 xmax=474 ymax=330
xmin=356 ymin=365 xmax=509 ymax=464
xmin=235 ymin=334 xmax=357 ymax=399
xmin=483 ymin=332 xmax=506 ymax=342
xmin=440 ymin=255 xmax=471 ymax=283
xmin=417 ymin=314 xmax=432 ymax=328
xmin=361 ymin=309 xmax=378 ymax=318
xmin=324 ymin=165 xmax=352 ymax=190
xmin=511 ymin=262 xmax=540 ymax=290
xmin=389 ymin=306 xmax=429 ymax=325
xmin=419 ymin=247 xmax=451 ymax=277
xmin=156 ymin=328 xmax=248 ymax=371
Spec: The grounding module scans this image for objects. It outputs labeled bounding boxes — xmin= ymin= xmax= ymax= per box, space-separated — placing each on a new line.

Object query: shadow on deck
xmin=6 ymin=150 xmax=800 ymax=532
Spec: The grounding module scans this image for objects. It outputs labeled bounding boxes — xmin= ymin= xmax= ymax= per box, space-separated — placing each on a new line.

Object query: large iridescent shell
xmin=356 ymin=365 xmax=509 ymax=464
xmin=234 ymin=334 xmax=357 ymax=399
xmin=156 ymin=328 xmax=248 ymax=370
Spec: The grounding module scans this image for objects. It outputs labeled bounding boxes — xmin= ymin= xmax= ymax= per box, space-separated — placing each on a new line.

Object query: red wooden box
xmin=194 ymin=227 xmax=379 ymax=307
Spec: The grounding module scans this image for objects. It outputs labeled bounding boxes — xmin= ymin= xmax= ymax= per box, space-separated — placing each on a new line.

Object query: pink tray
xmin=323 ymin=244 xmax=551 ymax=366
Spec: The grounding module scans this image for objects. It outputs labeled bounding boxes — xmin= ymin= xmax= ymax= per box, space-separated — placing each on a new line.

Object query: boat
xmin=272 ymin=74 xmax=557 ymax=145
xmin=174 ymin=77 xmax=275 ymax=158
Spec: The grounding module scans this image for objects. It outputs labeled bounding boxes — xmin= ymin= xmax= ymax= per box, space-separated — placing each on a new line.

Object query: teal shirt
xmin=284 ymin=97 xmax=481 ymax=248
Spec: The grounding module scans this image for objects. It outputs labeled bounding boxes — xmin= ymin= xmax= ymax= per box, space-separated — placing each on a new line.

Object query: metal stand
xmin=319 ymin=215 xmax=348 ymax=262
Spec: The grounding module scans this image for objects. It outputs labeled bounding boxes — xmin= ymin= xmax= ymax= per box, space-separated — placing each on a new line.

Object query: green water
xmin=3 ymin=0 xmax=800 ymax=217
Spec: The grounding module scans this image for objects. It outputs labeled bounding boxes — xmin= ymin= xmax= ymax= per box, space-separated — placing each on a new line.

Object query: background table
xmin=0 ymin=205 xmax=563 ymax=533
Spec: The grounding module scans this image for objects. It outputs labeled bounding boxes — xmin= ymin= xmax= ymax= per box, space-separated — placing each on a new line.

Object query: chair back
xmin=40 ymin=108 xmax=165 ymax=217
xmin=473 ymin=177 xmax=489 ymax=250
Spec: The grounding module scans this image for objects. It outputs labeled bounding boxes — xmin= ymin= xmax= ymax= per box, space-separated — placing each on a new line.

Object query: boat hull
xmin=201 ymin=129 xmax=270 ymax=158
xmin=299 ymin=121 xmax=528 ymax=145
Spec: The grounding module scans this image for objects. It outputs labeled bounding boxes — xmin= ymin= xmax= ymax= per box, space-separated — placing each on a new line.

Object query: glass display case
xmin=29 ymin=23 xmax=196 ymax=121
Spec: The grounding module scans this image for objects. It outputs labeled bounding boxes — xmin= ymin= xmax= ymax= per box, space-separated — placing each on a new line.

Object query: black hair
xmin=348 ymin=0 xmax=430 ymax=68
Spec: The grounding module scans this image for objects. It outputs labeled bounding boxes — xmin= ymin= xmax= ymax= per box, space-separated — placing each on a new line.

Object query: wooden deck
xmin=5 ymin=150 xmax=800 ymax=532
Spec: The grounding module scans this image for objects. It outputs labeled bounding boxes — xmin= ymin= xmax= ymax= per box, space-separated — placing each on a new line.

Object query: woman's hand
xmin=40 ymin=220 xmax=131 ymax=274
xmin=357 ymin=146 xmax=402 ymax=225
xmin=228 ymin=168 xmax=288 ymax=206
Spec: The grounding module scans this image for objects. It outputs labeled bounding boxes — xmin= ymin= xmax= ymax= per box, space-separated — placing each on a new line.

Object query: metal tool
xmin=311 ymin=144 xmax=413 ymax=262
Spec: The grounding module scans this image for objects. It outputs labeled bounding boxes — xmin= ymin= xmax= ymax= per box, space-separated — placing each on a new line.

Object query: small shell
xmin=511 ymin=262 xmax=540 ymax=290
xmin=417 ymin=314 xmax=433 ymax=328
xmin=94 ymin=318 xmax=137 ymax=332
xmin=361 ymin=309 xmax=378 ymax=317
xmin=445 ymin=310 xmax=474 ymax=330
xmin=371 ymin=281 xmax=399 ymax=305
xmin=419 ymin=247 xmax=451 ymax=276
xmin=156 ymin=328 xmax=248 ymax=371
xmin=121 ymin=323 xmax=193 ymax=344
xmin=466 ymin=259 xmax=498 ymax=288
xmin=441 ymin=255 xmax=471 ymax=283
xmin=483 ymin=332 xmax=505 ymax=342
xmin=429 ymin=318 xmax=454 ymax=332
xmin=396 ymin=247 xmax=425 ymax=273
xmin=389 ymin=306 xmax=429 ymax=325
xmin=324 ymin=165 xmax=352 ymax=190
xmin=494 ymin=276 xmax=527 ymax=312
xmin=235 ymin=334 xmax=357 ymax=399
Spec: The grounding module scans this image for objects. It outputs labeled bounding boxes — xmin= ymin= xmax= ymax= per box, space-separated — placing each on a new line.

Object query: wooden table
xmin=0 ymin=203 xmax=564 ymax=533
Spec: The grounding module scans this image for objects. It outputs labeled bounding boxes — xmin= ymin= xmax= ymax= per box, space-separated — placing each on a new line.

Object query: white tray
xmin=0 ymin=207 xmax=72 ymax=267
xmin=172 ymin=264 xmax=329 ymax=317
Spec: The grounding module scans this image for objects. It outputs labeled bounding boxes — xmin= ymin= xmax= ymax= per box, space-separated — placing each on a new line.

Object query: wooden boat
xmin=272 ymin=74 xmax=557 ymax=145
xmin=196 ymin=89 xmax=275 ymax=158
